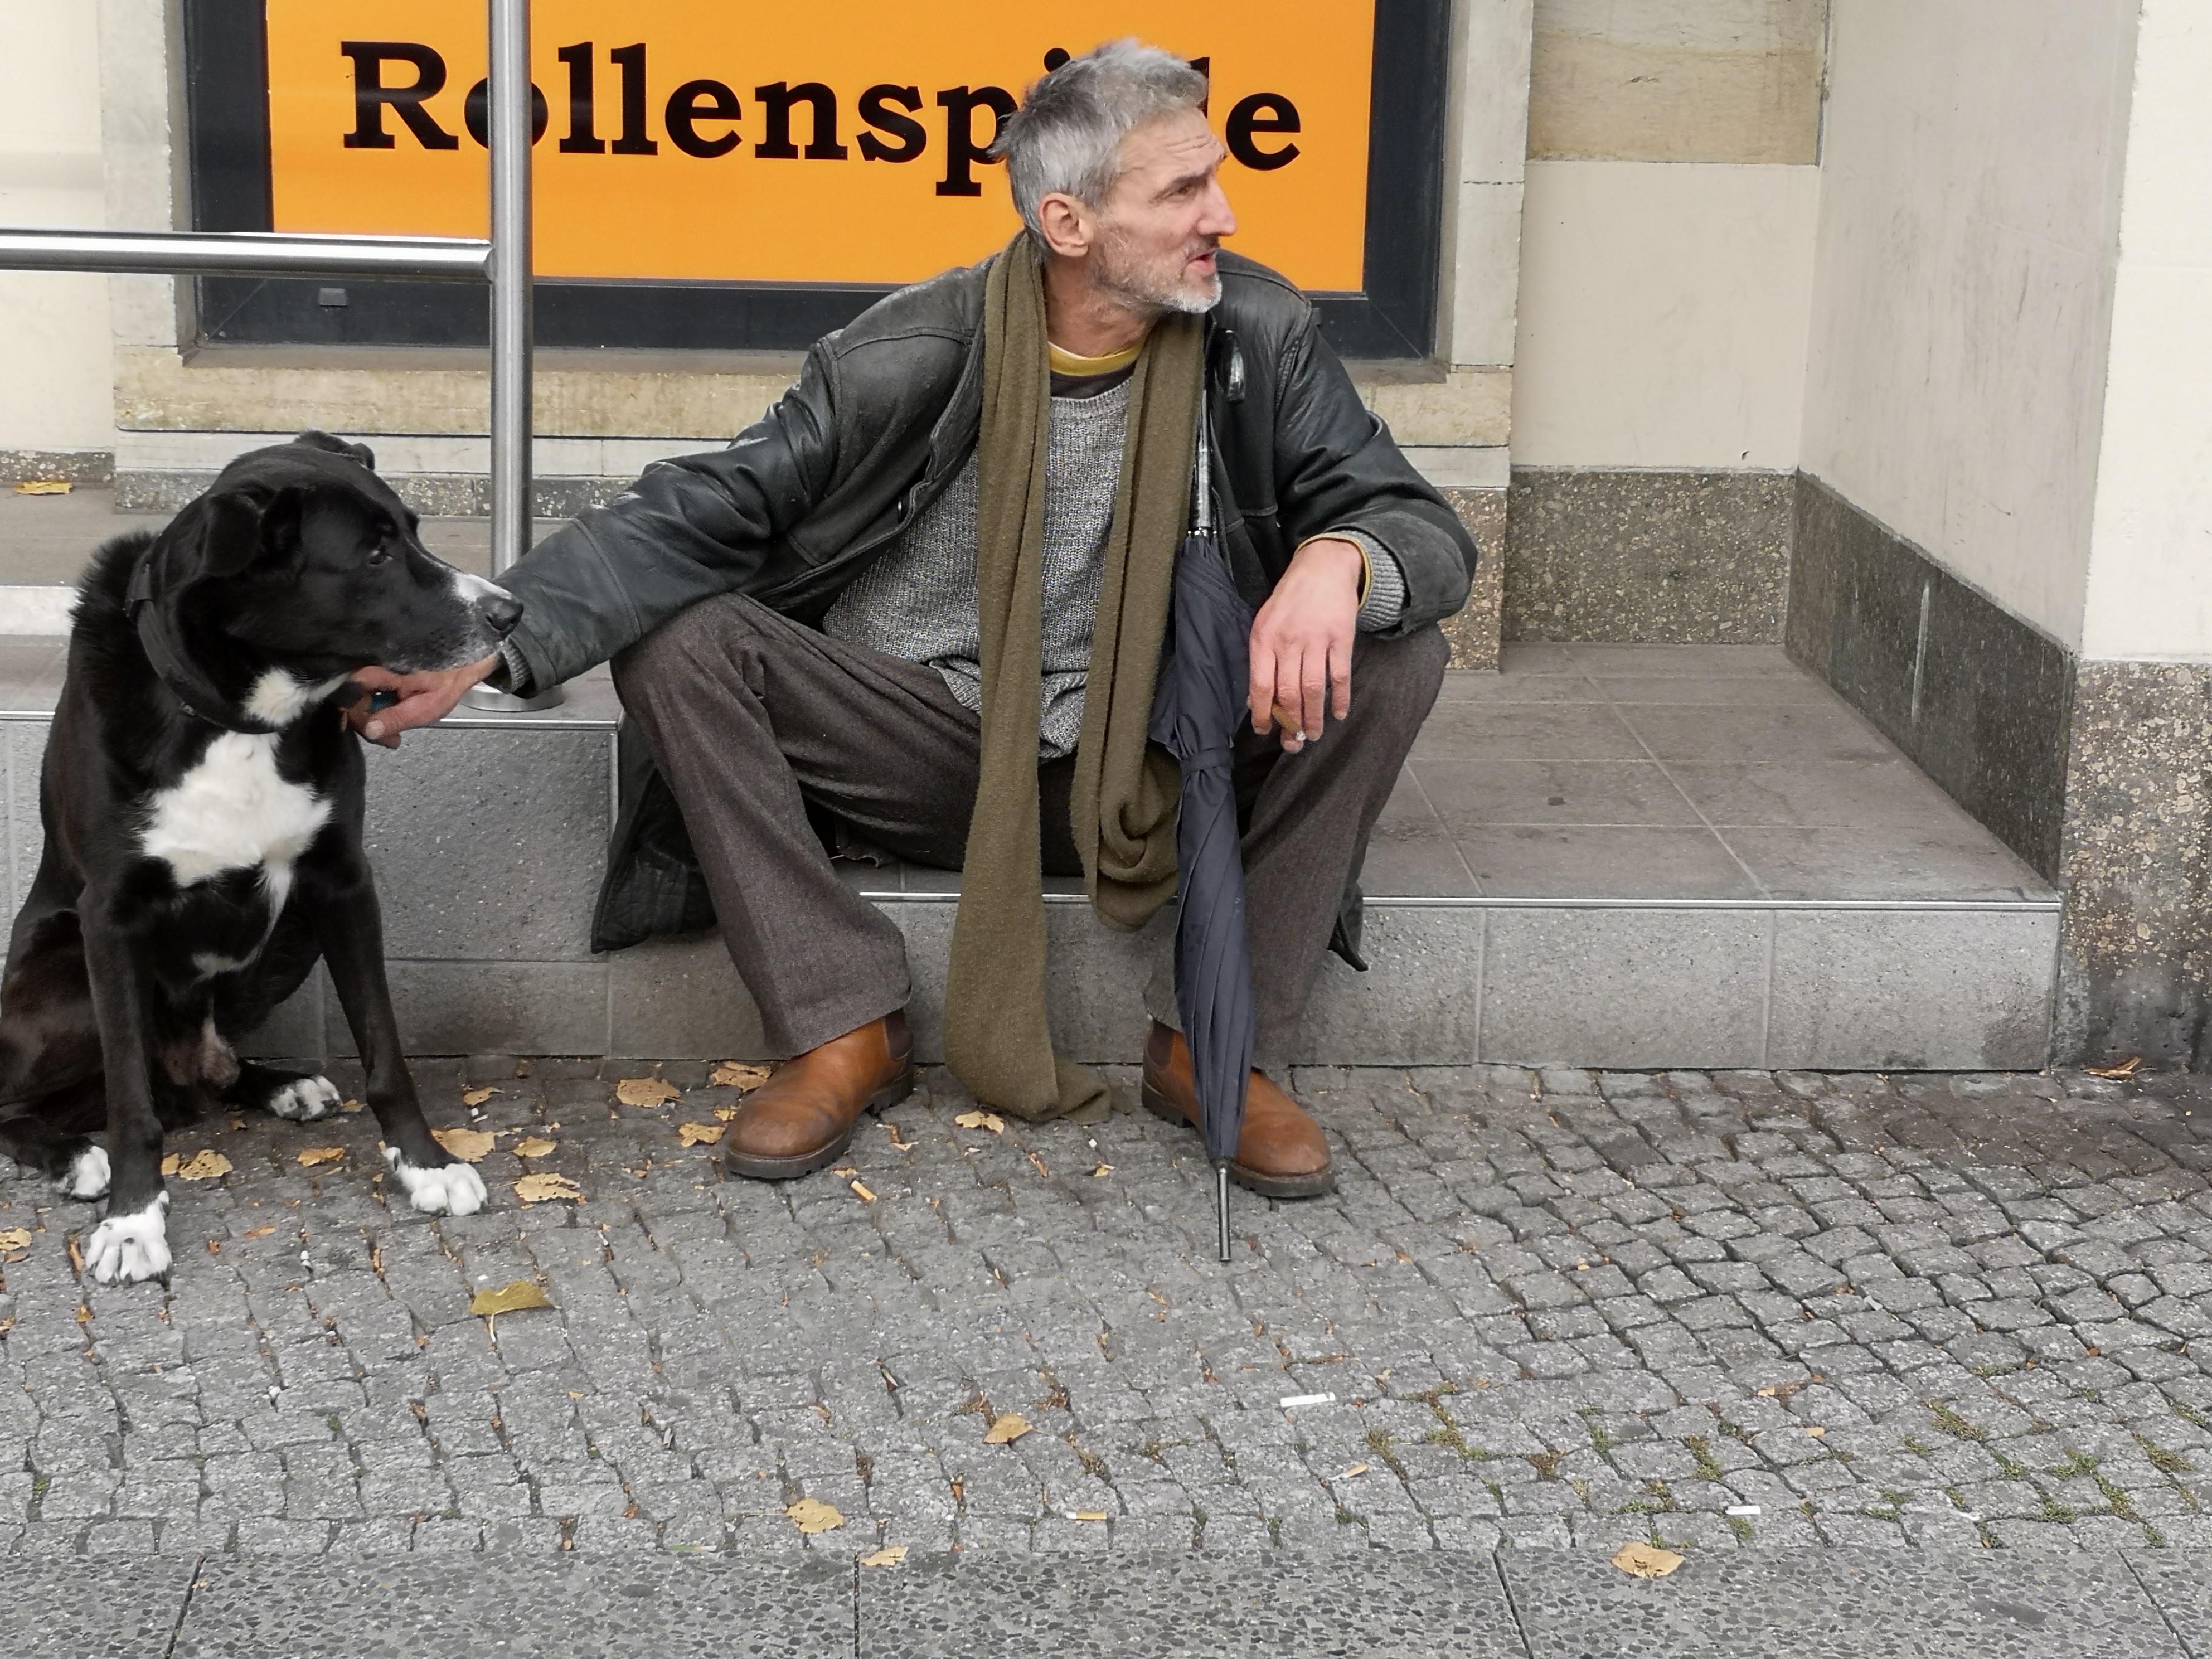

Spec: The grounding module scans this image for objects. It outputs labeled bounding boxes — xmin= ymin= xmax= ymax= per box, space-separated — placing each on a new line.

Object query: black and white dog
xmin=0 ymin=432 xmax=521 ymax=1283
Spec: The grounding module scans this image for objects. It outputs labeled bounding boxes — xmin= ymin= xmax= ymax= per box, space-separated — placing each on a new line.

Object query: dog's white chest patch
xmin=140 ymin=732 xmax=332 ymax=891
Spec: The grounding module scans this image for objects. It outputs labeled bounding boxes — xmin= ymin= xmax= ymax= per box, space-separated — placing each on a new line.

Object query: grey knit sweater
xmin=819 ymin=382 xmax=1406 ymax=759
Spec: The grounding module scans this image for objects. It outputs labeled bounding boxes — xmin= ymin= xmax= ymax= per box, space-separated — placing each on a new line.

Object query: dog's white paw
xmin=59 ymin=1144 xmax=111 ymax=1201
xmin=266 ymin=1074 xmax=342 ymax=1122
xmin=384 ymin=1148 xmax=488 ymax=1216
xmin=84 ymin=1194 xmax=171 ymax=1285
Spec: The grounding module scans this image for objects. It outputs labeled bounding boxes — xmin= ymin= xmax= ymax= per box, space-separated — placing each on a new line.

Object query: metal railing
xmin=0 ymin=0 xmax=538 ymax=587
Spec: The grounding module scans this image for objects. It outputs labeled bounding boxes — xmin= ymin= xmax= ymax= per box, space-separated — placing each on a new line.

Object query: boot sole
xmin=722 ymin=1061 xmax=918 ymax=1181
xmin=1139 ymin=1079 xmax=1337 ymax=1200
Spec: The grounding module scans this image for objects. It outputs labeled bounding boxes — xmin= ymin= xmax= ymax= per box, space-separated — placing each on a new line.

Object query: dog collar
xmin=123 ymin=552 xmax=279 ymax=735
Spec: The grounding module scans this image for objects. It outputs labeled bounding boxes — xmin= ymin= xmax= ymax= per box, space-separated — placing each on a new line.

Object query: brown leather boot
xmin=721 ymin=1012 xmax=916 ymax=1180
xmin=1139 ymin=1022 xmax=1335 ymax=1197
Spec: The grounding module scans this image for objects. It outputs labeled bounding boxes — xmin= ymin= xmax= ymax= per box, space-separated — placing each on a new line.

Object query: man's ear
xmin=1035 ymin=192 xmax=1094 ymax=260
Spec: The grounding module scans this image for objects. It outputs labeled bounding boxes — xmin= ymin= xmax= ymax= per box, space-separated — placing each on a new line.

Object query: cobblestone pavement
xmin=1 ymin=1058 xmax=2210 ymax=1571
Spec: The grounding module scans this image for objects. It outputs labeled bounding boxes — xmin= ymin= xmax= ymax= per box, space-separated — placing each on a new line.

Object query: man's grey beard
xmin=1093 ymin=230 xmax=1223 ymax=317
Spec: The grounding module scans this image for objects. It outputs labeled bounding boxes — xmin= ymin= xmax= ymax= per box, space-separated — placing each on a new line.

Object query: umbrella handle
xmin=1216 ymin=1162 xmax=1232 ymax=1263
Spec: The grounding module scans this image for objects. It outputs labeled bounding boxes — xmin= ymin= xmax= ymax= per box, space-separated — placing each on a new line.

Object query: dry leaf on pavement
xmin=954 ymin=1110 xmax=1005 ymax=1134
xmin=295 ymin=1147 xmax=345 ymax=1167
xmin=341 ymin=1098 xmax=365 ymax=1113
xmin=0 ymin=1228 xmax=29 ymax=1262
xmin=615 ymin=1076 xmax=681 ymax=1107
xmin=858 ymin=1545 xmax=907 ymax=1567
xmin=512 ymin=1136 xmax=556 ymax=1158
xmin=785 ymin=1497 xmax=844 ymax=1535
xmin=469 ymin=1279 xmax=554 ymax=1317
xmin=2084 ymin=1055 xmax=2141 ymax=1079
xmin=1611 ymin=1542 xmax=1684 ymax=1579
xmin=711 ymin=1061 xmax=772 ymax=1090
xmin=431 ymin=1128 xmax=494 ymax=1163
xmin=983 ymin=1413 xmax=1031 ymax=1445
xmin=676 ymin=1122 xmax=725 ymax=1147
xmin=176 ymin=1150 xmax=231 ymax=1181
xmin=713 ymin=1105 xmax=738 ymax=1122
xmin=159 ymin=1154 xmax=180 ymax=1175
xmin=1091 ymin=1163 xmax=1114 ymax=1177
xmin=515 ymin=1172 xmax=583 ymax=1204
xmin=242 ymin=1225 xmax=275 ymax=1239
xmin=13 ymin=480 xmax=70 ymax=496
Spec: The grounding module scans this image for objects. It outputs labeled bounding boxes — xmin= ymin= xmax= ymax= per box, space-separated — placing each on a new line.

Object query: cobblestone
xmin=0 ymin=1061 xmax=2207 ymax=1560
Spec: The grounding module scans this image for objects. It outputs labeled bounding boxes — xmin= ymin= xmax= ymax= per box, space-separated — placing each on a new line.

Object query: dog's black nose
xmin=479 ymin=589 xmax=523 ymax=638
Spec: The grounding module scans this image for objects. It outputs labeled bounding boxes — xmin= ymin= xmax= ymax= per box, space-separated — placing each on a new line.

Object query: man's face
xmin=1088 ymin=108 xmax=1238 ymax=316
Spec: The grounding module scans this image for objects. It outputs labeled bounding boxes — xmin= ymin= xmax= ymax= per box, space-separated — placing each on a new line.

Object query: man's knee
xmin=612 ymin=593 xmax=772 ymax=703
xmin=1351 ymin=624 xmax=1449 ymax=738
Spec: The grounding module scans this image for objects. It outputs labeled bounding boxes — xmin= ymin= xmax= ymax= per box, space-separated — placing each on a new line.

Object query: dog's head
xmin=144 ymin=431 xmax=523 ymax=683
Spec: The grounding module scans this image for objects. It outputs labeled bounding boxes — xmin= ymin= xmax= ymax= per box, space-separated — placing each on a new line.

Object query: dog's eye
xmin=366 ymin=545 xmax=393 ymax=567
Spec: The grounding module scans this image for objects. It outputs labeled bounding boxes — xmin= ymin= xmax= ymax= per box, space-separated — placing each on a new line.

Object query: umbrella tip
xmin=1215 ymin=1162 xmax=1231 ymax=1263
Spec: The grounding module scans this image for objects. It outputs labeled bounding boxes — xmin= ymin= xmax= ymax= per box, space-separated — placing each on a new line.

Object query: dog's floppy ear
xmin=148 ymin=483 xmax=292 ymax=589
xmin=292 ymin=429 xmax=376 ymax=470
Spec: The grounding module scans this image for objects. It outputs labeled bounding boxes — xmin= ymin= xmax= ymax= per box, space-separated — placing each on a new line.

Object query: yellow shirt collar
xmin=1048 ymin=338 xmax=1144 ymax=377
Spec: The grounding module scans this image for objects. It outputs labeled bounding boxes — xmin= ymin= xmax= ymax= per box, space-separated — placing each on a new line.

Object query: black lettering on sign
xmin=934 ymin=85 xmax=1015 ymax=196
xmin=754 ymin=83 xmax=847 ymax=159
xmin=1225 ymin=93 xmax=1299 ymax=169
xmin=667 ymin=80 xmax=742 ymax=157
xmin=609 ymin=43 xmax=658 ymax=154
xmin=463 ymin=77 xmax=551 ymax=147
xmin=340 ymin=42 xmax=458 ymax=151
xmin=556 ymin=42 xmax=603 ymax=153
xmin=1042 ymin=47 xmax=1071 ymax=71
xmin=856 ymin=84 xmax=925 ymax=162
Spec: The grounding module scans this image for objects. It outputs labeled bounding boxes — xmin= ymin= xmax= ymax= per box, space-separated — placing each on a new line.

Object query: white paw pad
xmin=266 ymin=1074 xmax=342 ymax=1121
xmin=384 ymin=1148 xmax=488 ymax=1216
xmin=84 ymin=1194 xmax=171 ymax=1285
xmin=59 ymin=1144 xmax=111 ymax=1201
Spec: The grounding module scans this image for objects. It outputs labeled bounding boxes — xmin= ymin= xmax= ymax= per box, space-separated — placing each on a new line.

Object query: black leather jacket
xmin=497 ymin=249 xmax=1478 ymax=950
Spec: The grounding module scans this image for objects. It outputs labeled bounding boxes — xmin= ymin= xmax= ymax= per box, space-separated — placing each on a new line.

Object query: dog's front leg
xmin=307 ymin=861 xmax=485 ymax=1217
xmin=77 ymin=908 xmax=171 ymax=1284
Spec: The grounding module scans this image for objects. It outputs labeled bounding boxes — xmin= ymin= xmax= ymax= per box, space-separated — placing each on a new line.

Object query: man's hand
xmin=1248 ymin=536 xmax=1362 ymax=754
xmin=346 ymin=655 xmax=501 ymax=748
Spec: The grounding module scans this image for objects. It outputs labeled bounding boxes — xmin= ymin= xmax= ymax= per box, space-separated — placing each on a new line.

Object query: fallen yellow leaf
xmin=614 ymin=1077 xmax=680 ymax=1107
xmin=176 ymin=1150 xmax=231 ymax=1181
xmin=785 ymin=1497 xmax=844 ymax=1535
xmin=0 ymin=1227 xmax=29 ymax=1261
xmin=713 ymin=1105 xmax=738 ymax=1122
xmin=676 ymin=1122 xmax=725 ymax=1147
xmin=858 ymin=1545 xmax=907 ymax=1567
xmin=1071 ymin=1511 xmax=1108 ymax=1522
xmin=295 ymin=1147 xmax=345 ymax=1167
xmin=512 ymin=1136 xmax=556 ymax=1158
xmin=2085 ymin=1055 xmax=2141 ymax=1079
xmin=469 ymin=1279 xmax=554 ymax=1317
xmin=1092 ymin=1163 xmax=1114 ymax=1177
xmin=431 ymin=1128 xmax=494 ymax=1163
xmin=983 ymin=1413 xmax=1031 ymax=1445
xmin=159 ymin=1154 xmax=180 ymax=1176
xmin=242 ymin=1225 xmax=276 ymax=1239
xmin=955 ymin=1109 xmax=1005 ymax=1134
xmin=461 ymin=1086 xmax=497 ymax=1106
xmin=1027 ymin=1151 xmax=1050 ymax=1180
xmin=1612 ymin=1542 xmax=1684 ymax=1579
xmin=515 ymin=1172 xmax=583 ymax=1204
xmin=13 ymin=480 xmax=70 ymax=496
xmin=711 ymin=1061 xmax=772 ymax=1090
xmin=850 ymin=1180 xmax=877 ymax=1202
xmin=1755 ymin=1386 xmax=1778 ymax=1397
xmin=341 ymin=1098 xmax=365 ymax=1113
xmin=1805 ymin=1426 xmax=1826 ymax=1438
xmin=884 ymin=1123 xmax=913 ymax=1150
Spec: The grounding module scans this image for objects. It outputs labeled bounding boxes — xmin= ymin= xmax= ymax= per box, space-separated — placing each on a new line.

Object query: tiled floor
xmin=1378 ymin=642 xmax=2055 ymax=903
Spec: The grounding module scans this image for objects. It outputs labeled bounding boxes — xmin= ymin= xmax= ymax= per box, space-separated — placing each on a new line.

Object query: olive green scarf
xmin=941 ymin=239 xmax=1202 ymax=1120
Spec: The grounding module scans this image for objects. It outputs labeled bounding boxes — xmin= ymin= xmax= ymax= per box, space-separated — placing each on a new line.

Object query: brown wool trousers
xmin=612 ymin=593 xmax=1448 ymax=1066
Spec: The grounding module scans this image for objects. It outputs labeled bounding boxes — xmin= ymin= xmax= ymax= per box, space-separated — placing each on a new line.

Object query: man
xmin=356 ymin=41 xmax=1474 ymax=1198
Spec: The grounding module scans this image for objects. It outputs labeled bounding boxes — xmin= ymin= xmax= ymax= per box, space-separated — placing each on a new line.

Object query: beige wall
xmin=1798 ymin=1 xmax=2139 ymax=651
xmin=1510 ymin=159 xmax=1816 ymax=469
xmin=2079 ymin=0 xmax=2212 ymax=662
xmin=0 ymin=7 xmax=112 ymax=452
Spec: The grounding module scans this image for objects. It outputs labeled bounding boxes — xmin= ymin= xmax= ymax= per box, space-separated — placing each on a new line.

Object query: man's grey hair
xmin=994 ymin=40 xmax=1207 ymax=242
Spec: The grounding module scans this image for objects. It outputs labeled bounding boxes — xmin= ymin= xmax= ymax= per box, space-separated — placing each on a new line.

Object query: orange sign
xmin=264 ymin=3 xmax=1375 ymax=291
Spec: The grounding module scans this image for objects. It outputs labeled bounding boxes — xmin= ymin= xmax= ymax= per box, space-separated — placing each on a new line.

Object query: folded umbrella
xmin=1147 ymin=520 xmax=1257 ymax=1263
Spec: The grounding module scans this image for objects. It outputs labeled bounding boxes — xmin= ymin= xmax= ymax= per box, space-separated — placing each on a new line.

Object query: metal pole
xmin=488 ymin=0 xmax=532 ymax=576
xmin=0 ymin=227 xmax=489 ymax=280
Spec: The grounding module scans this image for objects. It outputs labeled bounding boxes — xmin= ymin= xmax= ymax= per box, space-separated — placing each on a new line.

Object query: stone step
xmin=0 ymin=638 xmax=2059 ymax=1070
